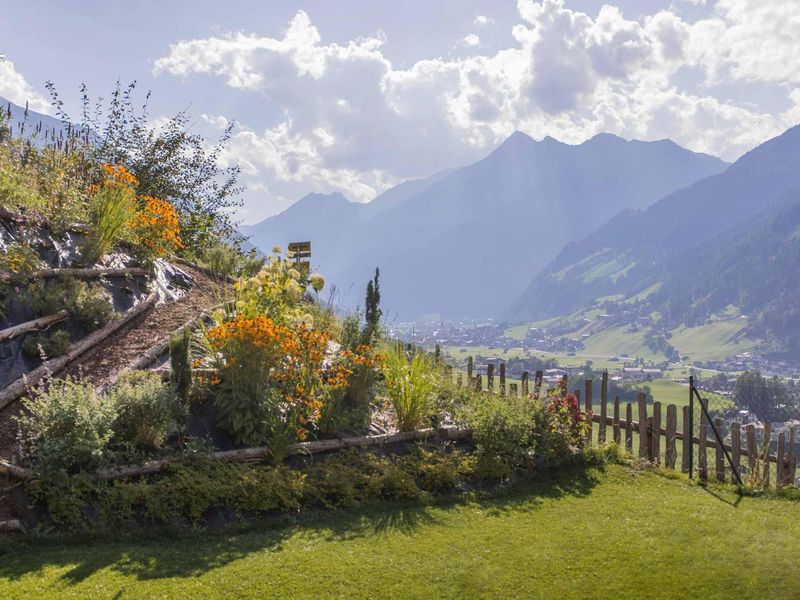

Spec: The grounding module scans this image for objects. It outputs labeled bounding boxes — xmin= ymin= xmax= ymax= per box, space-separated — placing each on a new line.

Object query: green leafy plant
xmin=21 ymin=329 xmax=71 ymax=359
xmin=26 ymin=276 xmax=114 ymax=332
xmin=17 ymin=377 xmax=117 ymax=472
xmin=169 ymin=328 xmax=192 ymax=402
xmin=382 ymin=345 xmax=439 ymax=431
xmin=108 ymin=371 xmax=186 ymax=450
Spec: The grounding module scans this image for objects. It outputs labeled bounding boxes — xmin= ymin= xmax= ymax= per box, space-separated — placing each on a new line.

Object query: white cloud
xmin=0 ymin=56 xmax=50 ymax=113
xmin=154 ymin=1 xmax=799 ymax=221
xmin=474 ymin=15 xmax=494 ymax=26
xmin=463 ymin=33 xmax=481 ymax=47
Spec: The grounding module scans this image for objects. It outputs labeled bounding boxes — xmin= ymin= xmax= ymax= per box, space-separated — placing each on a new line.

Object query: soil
xmin=0 ymin=264 xmax=230 ymax=522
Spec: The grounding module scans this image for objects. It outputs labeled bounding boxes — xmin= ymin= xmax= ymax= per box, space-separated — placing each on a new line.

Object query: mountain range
xmin=506 ymin=125 xmax=800 ymax=357
xmin=244 ymin=132 xmax=727 ymax=319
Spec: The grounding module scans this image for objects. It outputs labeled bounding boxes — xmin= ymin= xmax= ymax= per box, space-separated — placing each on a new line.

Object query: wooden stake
xmin=599 ymin=372 xmax=608 ymax=445
xmin=731 ymin=422 xmax=741 ymax=484
xmin=744 ymin=424 xmax=757 ymax=483
xmin=665 ymin=404 xmax=677 ymax=469
xmin=467 ymin=356 xmax=474 ymax=379
xmin=521 ymin=371 xmax=529 ymax=396
xmin=499 ymin=362 xmax=506 ymax=396
xmin=585 ymin=379 xmax=593 ymax=447
xmin=637 ymin=393 xmax=648 ymax=459
xmin=625 ymin=403 xmax=633 ymax=453
xmin=777 ymin=431 xmax=786 ymax=490
xmin=682 ymin=405 xmax=691 ymax=473
xmin=715 ymin=417 xmax=725 ymax=482
xmin=698 ymin=404 xmax=708 ymax=481
xmin=487 ymin=364 xmax=495 ymax=393
xmin=763 ymin=422 xmax=771 ymax=488
xmin=612 ymin=397 xmax=621 ymax=445
xmin=652 ymin=402 xmax=662 ymax=464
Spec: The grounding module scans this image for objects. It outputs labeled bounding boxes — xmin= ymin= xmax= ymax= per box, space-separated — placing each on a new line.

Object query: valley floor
xmin=1 ymin=464 xmax=799 ymax=599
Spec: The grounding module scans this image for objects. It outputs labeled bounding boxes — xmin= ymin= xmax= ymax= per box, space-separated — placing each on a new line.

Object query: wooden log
xmin=5 ymin=266 xmax=150 ymax=282
xmin=509 ymin=383 xmax=518 ymax=397
xmin=499 ymin=362 xmax=506 ymax=396
xmin=665 ymin=404 xmax=677 ymax=469
xmin=731 ymin=422 xmax=741 ymax=484
xmin=599 ymin=372 xmax=608 ymax=446
xmin=0 ymin=310 xmax=68 ymax=343
xmin=584 ymin=379 xmax=593 ymax=447
xmin=487 ymin=364 xmax=494 ymax=393
xmin=0 ymin=519 xmax=23 ymax=533
xmin=763 ymin=422 xmax=771 ymax=488
xmin=0 ymin=291 xmax=158 ymax=409
xmin=92 ymin=428 xmax=472 ymax=481
xmin=521 ymin=371 xmax=529 ymax=396
xmin=0 ymin=459 xmax=33 ymax=480
xmin=625 ymin=403 xmax=633 ymax=453
xmin=652 ymin=402 xmax=662 ymax=464
xmin=777 ymin=431 xmax=785 ymax=490
xmin=637 ymin=393 xmax=648 ymax=459
xmin=681 ymin=405 xmax=691 ymax=473
xmin=533 ymin=370 xmax=543 ymax=400
xmin=612 ymin=397 xmax=620 ymax=445
xmin=467 ymin=356 xmax=474 ymax=379
xmin=715 ymin=417 xmax=725 ymax=482
xmin=698 ymin=403 xmax=708 ymax=481
xmin=746 ymin=424 xmax=757 ymax=479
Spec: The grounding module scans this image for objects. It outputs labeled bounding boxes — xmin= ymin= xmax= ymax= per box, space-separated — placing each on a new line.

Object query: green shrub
xmin=26 ymin=277 xmax=114 ymax=332
xmin=21 ymin=329 xmax=71 ymax=359
xmin=17 ymin=378 xmax=117 ymax=472
xmin=199 ymin=242 xmax=265 ymax=279
xmin=457 ymin=393 xmax=544 ymax=476
xmin=109 ymin=371 xmax=186 ymax=450
xmin=382 ymin=345 xmax=439 ymax=431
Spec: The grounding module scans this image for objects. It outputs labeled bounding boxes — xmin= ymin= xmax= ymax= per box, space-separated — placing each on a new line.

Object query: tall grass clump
xmin=383 ymin=345 xmax=439 ymax=431
xmin=82 ymin=164 xmax=136 ymax=263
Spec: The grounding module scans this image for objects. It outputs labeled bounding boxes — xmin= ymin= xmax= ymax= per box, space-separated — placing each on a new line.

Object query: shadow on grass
xmin=0 ymin=462 xmax=602 ymax=585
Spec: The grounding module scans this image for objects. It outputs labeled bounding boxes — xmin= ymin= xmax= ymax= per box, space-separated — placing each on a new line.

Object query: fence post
xmin=652 ymin=402 xmax=662 ymax=465
xmin=599 ymin=372 xmax=608 ymax=445
xmin=746 ymin=424 xmax=757 ymax=481
xmin=475 ymin=373 xmax=483 ymax=393
xmin=509 ymin=383 xmax=518 ymax=398
xmin=777 ymin=431 xmax=786 ymax=490
xmin=467 ymin=356 xmax=474 ymax=379
xmin=521 ymin=371 xmax=529 ymax=397
xmin=533 ymin=370 xmax=543 ymax=401
xmin=499 ymin=363 xmax=506 ymax=396
xmin=762 ymin=422 xmax=771 ymax=488
xmin=487 ymin=364 xmax=494 ymax=394
xmin=790 ymin=426 xmax=797 ymax=486
xmin=731 ymin=422 xmax=741 ymax=485
xmin=715 ymin=417 xmax=725 ymax=483
xmin=637 ymin=393 xmax=648 ymax=459
xmin=698 ymin=403 xmax=708 ymax=481
xmin=613 ymin=397 xmax=620 ymax=445
xmin=584 ymin=380 xmax=593 ymax=447
xmin=681 ymin=405 xmax=691 ymax=473
xmin=435 ymin=345 xmax=440 ymax=362
xmin=665 ymin=404 xmax=677 ymax=469
xmin=625 ymin=403 xmax=633 ymax=454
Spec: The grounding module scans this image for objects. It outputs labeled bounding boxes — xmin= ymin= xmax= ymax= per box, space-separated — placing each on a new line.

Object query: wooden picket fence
xmin=439 ymin=348 xmax=799 ymax=490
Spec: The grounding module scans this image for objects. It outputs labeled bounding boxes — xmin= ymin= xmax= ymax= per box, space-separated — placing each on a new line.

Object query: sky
xmin=1 ymin=0 xmax=799 ymax=224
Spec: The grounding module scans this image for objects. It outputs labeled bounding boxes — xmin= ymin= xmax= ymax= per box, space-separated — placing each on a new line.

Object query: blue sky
xmin=2 ymin=0 xmax=799 ymax=223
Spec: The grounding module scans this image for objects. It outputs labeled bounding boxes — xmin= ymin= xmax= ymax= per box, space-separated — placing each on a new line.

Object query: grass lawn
xmin=2 ymin=464 xmax=800 ymax=599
